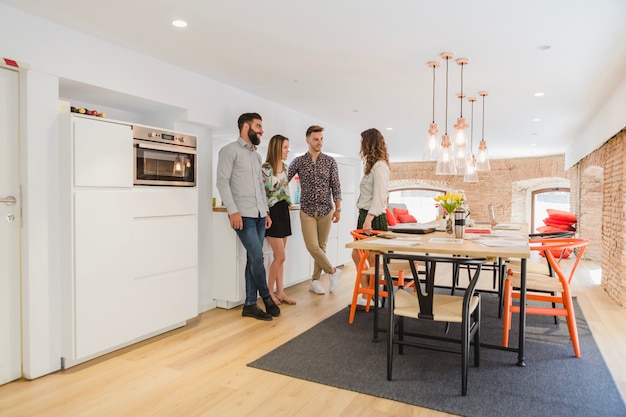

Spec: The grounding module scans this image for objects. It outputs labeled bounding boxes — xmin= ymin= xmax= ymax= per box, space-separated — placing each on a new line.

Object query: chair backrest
xmin=529 ymin=231 xmax=576 ymax=239
xmin=529 ymin=238 xmax=589 ymax=287
xmin=383 ymin=253 xmax=486 ymax=320
xmin=351 ymin=229 xmax=384 ymax=275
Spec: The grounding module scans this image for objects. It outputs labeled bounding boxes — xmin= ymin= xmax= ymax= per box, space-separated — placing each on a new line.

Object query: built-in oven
xmin=133 ymin=125 xmax=197 ymax=186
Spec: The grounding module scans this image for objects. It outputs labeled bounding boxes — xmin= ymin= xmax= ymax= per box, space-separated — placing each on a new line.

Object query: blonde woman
xmin=262 ymin=135 xmax=296 ymax=305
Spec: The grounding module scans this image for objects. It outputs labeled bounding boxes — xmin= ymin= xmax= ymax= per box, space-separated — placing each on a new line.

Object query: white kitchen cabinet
xmin=73 ymin=190 xmax=134 ymax=359
xmin=131 ymin=188 xmax=198 ymax=336
xmin=61 ymin=114 xmax=198 ymax=368
xmin=72 ymin=115 xmax=133 ymax=187
xmin=283 ymin=210 xmax=313 ymax=288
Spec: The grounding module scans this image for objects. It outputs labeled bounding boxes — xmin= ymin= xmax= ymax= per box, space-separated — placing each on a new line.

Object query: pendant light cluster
xmin=425 ymin=51 xmax=491 ymax=181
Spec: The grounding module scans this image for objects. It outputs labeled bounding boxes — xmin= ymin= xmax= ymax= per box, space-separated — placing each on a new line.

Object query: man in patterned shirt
xmin=288 ymin=125 xmax=342 ymax=295
xmin=216 ymin=113 xmax=281 ymax=321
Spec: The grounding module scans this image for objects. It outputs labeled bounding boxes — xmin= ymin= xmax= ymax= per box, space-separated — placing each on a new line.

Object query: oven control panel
xmin=134 ymin=125 xmax=197 ymax=148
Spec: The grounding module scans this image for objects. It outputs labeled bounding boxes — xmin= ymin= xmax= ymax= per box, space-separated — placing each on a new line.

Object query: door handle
xmin=1 ymin=196 xmax=17 ymax=206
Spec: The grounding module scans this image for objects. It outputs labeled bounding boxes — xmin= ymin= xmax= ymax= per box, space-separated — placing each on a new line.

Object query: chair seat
xmin=394 ymin=288 xmax=479 ymax=323
xmin=507 ymin=271 xmax=564 ymax=293
xmin=507 ymin=259 xmax=551 ymax=276
xmin=361 ymin=260 xmax=416 ymax=278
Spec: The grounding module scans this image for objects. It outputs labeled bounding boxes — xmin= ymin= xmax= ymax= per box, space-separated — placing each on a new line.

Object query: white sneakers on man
xmin=356 ymin=294 xmax=381 ymax=308
xmin=309 ymin=280 xmax=326 ymax=295
xmin=328 ymin=269 xmax=341 ymax=293
xmin=309 ymin=269 xmax=340 ymax=295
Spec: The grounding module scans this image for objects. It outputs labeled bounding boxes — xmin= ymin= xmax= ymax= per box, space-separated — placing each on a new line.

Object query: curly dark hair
xmin=360 ymin=128 xmax=389 ymax=175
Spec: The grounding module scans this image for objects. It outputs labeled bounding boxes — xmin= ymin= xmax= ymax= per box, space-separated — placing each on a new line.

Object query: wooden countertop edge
xmin=213 ymin=205 xmax=301 ymax=212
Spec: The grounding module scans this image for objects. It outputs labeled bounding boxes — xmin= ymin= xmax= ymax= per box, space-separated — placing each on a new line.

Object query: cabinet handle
xmin=1 ymin=196 xmax=17 ymax=206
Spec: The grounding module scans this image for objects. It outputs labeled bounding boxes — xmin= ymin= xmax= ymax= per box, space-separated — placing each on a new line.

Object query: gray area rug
xmin=248 ymin=293 xmax=626 ymax=417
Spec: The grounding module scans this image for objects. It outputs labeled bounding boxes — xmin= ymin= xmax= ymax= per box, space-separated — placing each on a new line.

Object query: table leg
xmin=373 ymin=254 xmax=380 ymax=342
xmin=517 ymin=258 xmax=527 ymax=366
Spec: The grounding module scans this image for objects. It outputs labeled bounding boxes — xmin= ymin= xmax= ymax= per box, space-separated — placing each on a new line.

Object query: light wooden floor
xmin=0 ymin=259 xmax=624 ymax=417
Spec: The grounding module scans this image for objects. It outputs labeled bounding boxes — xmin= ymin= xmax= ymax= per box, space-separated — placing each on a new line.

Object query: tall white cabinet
xmin=61 ymin=115 xmax=198 ymax=367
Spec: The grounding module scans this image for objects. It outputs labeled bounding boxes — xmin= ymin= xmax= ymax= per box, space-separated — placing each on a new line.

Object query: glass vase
xmin=446 ymin=215 xmax=453 ymax=234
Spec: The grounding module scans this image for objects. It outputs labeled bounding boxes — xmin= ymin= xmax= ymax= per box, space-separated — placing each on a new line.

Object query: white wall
xmin=1 ymin=3 xmax=362 ymax=379
xmin=565 ymin=75 xmax=626 ymax=169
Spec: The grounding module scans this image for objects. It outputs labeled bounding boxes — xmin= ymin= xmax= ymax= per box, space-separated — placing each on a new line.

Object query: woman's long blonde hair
xmin=360 ymin=128 xmax=389 ymax=175
xmin=265 ymin=134 xmax=289 ymax=173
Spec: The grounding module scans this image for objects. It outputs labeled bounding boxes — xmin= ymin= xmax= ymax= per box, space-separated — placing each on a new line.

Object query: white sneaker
xmin=328 ymin=269 xmax=341 ymax=293
xmin=309 ymin=280 xmax=326 ymax=295
xmin=356 ymin=295 xmax=369 ymax=307
xmin=356 ymin=294 xmax=381 ymax=308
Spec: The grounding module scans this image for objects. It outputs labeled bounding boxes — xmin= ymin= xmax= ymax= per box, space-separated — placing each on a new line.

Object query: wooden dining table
xmin=346 ymin=229 xmax=531 ymax=366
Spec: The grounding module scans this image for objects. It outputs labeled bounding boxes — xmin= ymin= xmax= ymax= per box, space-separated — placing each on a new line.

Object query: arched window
xmin=531 ymin=187 xmax=571 ymax=232
xmin=388 ymin=187 xmax=446 ymax=223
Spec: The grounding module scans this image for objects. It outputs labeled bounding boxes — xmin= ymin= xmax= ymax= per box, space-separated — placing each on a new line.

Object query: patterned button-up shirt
xmin=288 ymin=152 xmax=341 ymax=217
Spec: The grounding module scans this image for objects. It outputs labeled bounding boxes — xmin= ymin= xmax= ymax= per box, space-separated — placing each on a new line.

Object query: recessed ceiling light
xmin=530 ymin=143 xmax=537 ymax=146
xmin=537 ymin=45 xmax=551 ymax=50
xmin=532 ymin=118 xmax=541 ymax=122
xmin=534 ymin=92 xmax=544 ymax=97
xmin=386 ymin=127 xmax=393 ymax=131
xmin=172 ymin=20 xmax=188 ymax=28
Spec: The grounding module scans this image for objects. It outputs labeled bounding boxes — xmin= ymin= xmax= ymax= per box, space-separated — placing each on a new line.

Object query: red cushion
xmin=543 ymin=218 xmax=576 ymax=230
xmin=537 ymin=225 xmax=570 ymax=233
xmin=543 ymin=216 xmax=575 ymax=226
xmin=397 ymin=214 xmax=417 ymax=223
xmin=546 ymin=209 xmax=577 ymax=223
xmin=393 ymin=208 xmax=409 ymax=221
xmin=385 ymin=208 xmax=397 ymax=226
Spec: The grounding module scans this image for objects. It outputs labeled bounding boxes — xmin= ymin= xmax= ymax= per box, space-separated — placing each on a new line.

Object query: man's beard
xmin=248 ymin=129 xmax=261 ymax=145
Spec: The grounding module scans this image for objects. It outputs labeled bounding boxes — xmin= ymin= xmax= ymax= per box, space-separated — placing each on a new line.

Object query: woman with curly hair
xmin=352 ymin=128 xmax=391 ymax=305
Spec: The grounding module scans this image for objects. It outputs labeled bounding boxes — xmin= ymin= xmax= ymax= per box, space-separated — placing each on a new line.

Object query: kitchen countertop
xmin=213 ymin=205 xmax=300 ymax=212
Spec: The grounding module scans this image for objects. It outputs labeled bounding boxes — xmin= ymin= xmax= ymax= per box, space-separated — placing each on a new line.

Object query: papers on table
xmin=473 ymin=238 xmax=529 ymax=247
xmin=428 ymin=237 xmax=464 ymax=244
xmin=370 ymin=237 xmax=422 ymax=247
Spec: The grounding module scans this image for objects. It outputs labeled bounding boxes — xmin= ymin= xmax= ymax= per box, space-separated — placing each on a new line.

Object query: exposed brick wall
xmin=390 ymin=141 xmax=625 ymax=307
xmin=576 ymin=130 xmax=626 ymax=307
xmin=391 ymin=155 xmax=568 ymax=224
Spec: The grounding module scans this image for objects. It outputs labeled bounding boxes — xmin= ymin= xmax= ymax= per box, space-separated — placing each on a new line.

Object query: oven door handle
xmin=136 ymin=141 xmax=197 ymax=155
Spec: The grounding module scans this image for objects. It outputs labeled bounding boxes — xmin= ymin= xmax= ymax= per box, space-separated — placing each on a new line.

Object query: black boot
xmin=242 ymin=304 xmax=273 ymax=321
xmin=263 ymin=296 xmax=281 ymax=317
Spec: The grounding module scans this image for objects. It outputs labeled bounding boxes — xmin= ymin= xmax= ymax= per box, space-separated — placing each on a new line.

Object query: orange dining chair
xmin=499 ymin=230 xmax=576 ymax=318
xmin=502 ymin=237 xmax=589 ymax=357
xmin=348 ymin=229 xmax=415 ymax=324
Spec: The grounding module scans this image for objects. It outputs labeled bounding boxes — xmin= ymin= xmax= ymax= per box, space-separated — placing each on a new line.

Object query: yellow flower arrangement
xmin=434 ymin=190 xmax=465 ymax=216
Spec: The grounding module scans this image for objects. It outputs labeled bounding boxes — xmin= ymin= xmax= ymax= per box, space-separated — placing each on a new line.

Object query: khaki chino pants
xmin=299 ymin=210 xmax=334 ymax=280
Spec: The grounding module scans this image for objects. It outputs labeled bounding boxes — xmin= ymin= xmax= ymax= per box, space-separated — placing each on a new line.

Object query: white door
xmin=0 ymin=66 xmax=22 ymax=384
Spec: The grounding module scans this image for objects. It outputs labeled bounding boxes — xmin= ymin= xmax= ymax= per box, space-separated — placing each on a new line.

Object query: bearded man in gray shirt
xmin=216 ymin=113 xmax=280 ymax=321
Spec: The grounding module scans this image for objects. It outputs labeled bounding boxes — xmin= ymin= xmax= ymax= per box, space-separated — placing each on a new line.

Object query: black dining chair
xmin=384 ymin=253 xmax=487 ymax=396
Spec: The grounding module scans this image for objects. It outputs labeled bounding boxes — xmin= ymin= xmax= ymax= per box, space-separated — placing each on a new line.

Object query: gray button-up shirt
xmin=216 ymin=137 xmax=269 ymax=218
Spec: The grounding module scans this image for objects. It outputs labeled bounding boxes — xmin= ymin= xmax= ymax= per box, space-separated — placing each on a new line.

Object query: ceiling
xmin=3 ymin=0 xmax=626 ymax=162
